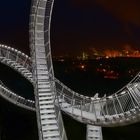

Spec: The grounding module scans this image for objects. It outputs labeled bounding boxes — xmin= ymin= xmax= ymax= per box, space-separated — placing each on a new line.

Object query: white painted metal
xmin=0 ymin=0 xmax=140 ymax=138
xmin=1 ymin=45 xmax=140 ymax=127
xmin=86 ymin=125 xmax=103 ymax=140
xmin=86 ymin=94 xmax=103 ymax=140
xmin=0 ymin=80 xmax=35 ymax=111
xmin=29 ymin=0 xmax=67 ymax=139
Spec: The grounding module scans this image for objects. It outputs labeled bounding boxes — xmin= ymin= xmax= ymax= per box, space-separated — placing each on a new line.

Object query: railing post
xmin=80 ymin=100 xmax=83 ymax=118
xmin=91 ymin=97 xmax=97 ymax=120
xmin=115 ymin=94 xmax=124 ymax=113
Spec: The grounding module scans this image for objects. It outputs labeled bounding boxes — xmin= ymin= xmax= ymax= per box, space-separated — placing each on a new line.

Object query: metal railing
xmin=0 ymin=80 xmax=35 ymax=111
xmin=1 ymin=44 xmax=140 ymax=126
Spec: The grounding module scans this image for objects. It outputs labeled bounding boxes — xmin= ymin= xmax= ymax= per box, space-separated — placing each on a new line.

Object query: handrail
xmin=1 ymin=44 xmax=140 ymax=127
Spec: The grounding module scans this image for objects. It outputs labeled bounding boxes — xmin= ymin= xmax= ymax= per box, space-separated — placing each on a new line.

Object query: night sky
xmin=0 ymin=0 xmax=31 ymax=54
xmin=0 ymin=1 xmax=140 ymax=140
xmin=0 ymin=0 xmax=140 ymax=56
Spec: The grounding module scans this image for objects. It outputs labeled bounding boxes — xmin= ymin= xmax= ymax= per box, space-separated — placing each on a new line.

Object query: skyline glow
xmin=0 ymin=0 xmax=139 ymax=56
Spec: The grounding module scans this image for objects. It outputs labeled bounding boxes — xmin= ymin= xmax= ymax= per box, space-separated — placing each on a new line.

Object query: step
xmin=38 ymin=84 xmax=51 ymax=88
xmin=38 ymin=79 xmax=50 ymax=82
xmin=40 ymin=109 xmax=55 ymax=114
xmin=37 ymin=76 xmax=49 ymax=80
xmin=27 ymin=75 xmax=33 ymax=78
xmin=36 ymin=49 xmax=45 ymax=53
xmin=25 ymin=72 xmax=32 ymax=76
xmin=38 ymin=88 xmax=51 ymax=92
xmin=42 ymin=125 xmax=58 ymax=131
xmin=6 ymin=60 xmax=14 ymax=64
xmin=39 ymin=93 xmax=53 ymax=96
xmin=41 ymin=113 xmax=56 ymax=120
xmin=37 ymin=62 xmax=47 ymax=65
xmin=18 ymin=67 xmax=26 ymax=70
xmin=88 ymin=132 xmax=100 ymax=137
xmin=44 ymin=138 xmax=60 ymax=140
xmin=39 ymin=104 xmax=54 ymax=109
xmin=39 ymin=100 xmax=54 ymax=104
xmin=36 ymin=63 xmax=47 ymax=67
xmin=40 ymin=104 xmax=55 ymax=109
xmin=22 ymin=70 xmax=30 ymax=73
xmin=14 ymin=65 xmax=22 ymax=68
xmin=43 ymin=131 xmax=59 ymax=137
xmin=38 ymin=81 xmax=50 ymax=84
xmin=39 ymin=96 xmax=54 ymax=100
xmin=37 ymin=67 xmax=48 ymax=71
xmin=36 ymin=59 xmax=46 ymax=62
xmin=37 ymin=73 xmax=49 ymax=76
xmin=40 ymin=114 xmax=56 ymax=119
xmin=39 ymin=92 xmax=53 ymax=97
xmin=36 ymin=56 xmax=46 ymax=59
xmin=41 ymin=119 xmax=57 ymax=125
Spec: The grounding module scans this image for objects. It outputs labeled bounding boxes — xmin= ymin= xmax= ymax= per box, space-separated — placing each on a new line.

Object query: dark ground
xmin=0 ymin=58 xmax=140 ymax=140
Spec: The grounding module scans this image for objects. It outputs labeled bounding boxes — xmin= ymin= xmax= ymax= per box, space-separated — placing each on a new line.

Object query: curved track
xmin=1 ymin=44 xmax=140 ymax=127
xmin=0 ymin=0 xmax=139 ymax=139
xmin=29 ymin=0 xmax=140 ymax=128
xmin=0 ymin=80 xmax=35 ymax=111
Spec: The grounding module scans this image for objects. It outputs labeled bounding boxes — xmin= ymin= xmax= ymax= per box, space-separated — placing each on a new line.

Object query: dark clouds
xmin=70 ymin=0 xmax=140 ymax=26
xmin=95 ymin=0 xmax=140 ymax=26
xmin=0 ymin=0 xmax=31 ymax=54
xmin=51 ymin=0 xmax=140 ymax=55
xmin=0 ymin=0 xmax=140 ymax=56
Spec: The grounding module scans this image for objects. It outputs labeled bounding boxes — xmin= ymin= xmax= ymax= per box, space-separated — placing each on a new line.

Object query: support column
xmin=86 ymin=125 xmax=103 ymax=140
xmin=30 ymin=0 xmax=67 ymax=139
xmin=87 ymin=93 xmax=103 ymax=140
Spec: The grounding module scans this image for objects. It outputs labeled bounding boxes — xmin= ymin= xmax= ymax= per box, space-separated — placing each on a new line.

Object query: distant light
xmin=60 ymin=59 xmax=64 ymax=62
xmin=81 ymin=65 xmax=85 ymax=69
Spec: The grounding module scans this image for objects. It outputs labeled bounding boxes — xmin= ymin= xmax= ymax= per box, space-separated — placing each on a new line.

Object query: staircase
xmin=35 ymin=45 xmax=61 ymax=140
xmin=86 ymin=125 xmax=103 ymax=140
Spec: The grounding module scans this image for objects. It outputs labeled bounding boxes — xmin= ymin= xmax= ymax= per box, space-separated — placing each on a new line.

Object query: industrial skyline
xmin=0 ymin=0 xmax=140 ymax=140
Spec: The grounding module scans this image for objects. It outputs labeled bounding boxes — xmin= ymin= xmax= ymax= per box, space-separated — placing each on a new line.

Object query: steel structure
xmin=30 ymin=0 xmax=67 ymax=139
xmin=0 ymin=44 xmax=103 ymax=140
xmin=2 ymin=43 xmax=140 ymax=126
xmin=0 ymin=0 xmax=140 ymax=139
xmin=1 ymin=45 xmax=140 ymax=140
